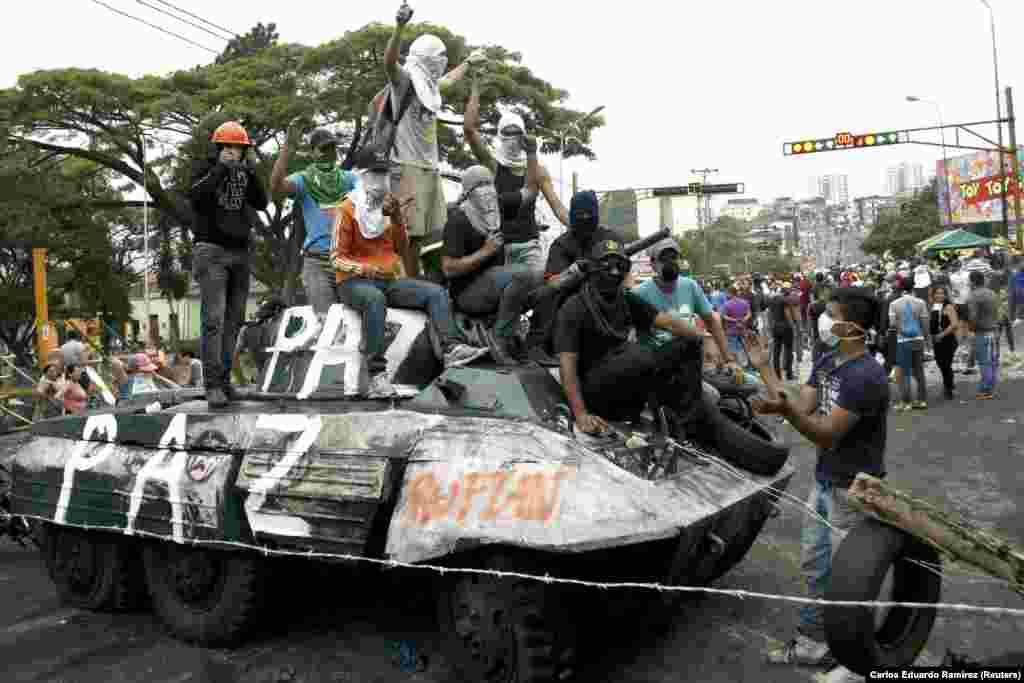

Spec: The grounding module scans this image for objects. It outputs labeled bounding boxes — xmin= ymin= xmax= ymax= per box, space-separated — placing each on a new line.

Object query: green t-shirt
xmin=630 ymin=277 xmax=713 ymax=349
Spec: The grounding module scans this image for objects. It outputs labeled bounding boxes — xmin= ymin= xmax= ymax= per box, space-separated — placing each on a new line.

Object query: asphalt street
xmin=0 ymin=374 xmax=1022 ymax=682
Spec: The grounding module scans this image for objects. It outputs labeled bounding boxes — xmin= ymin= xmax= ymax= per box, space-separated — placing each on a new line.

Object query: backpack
xmin=346 ymin=84 xmax=416 ymax=168
xmin=900 ymin=299 xmax=922 ymax=338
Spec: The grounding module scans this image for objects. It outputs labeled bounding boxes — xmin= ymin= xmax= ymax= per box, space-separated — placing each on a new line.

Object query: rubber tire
xmin=142 ymin=543 xmax=266 ymax=647
xmin=701 ymin=398 xmax=790 ymax=476
xmin=41 ymin=524 xmax=146 ymax=611
xmin=707 ymin=493 xmax=774 ymax=583
xmin=825 ymin=519 xmax=942 ymax=675
xmin=438 ymin=557 xmax=576 ymax=683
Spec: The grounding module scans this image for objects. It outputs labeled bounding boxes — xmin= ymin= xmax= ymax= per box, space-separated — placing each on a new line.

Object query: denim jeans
xmin=726 ymin=335 xmax=749 ymax=367
xmin=771 ymin=324 xmax=794 ymax=378
xmin=504 ymin=239 xmax=545 ymax=274
xmin=338 ymin=277 xmax=458 ymax=358
xmin=302 ymin=256 xmax=343 ymax=316
xmin=455 ymin=265 xmax=543 ymax=338
xmin=897 ymin=339 xmax=927 ymax=403
xmin=976 ymin=332 xmax=1000 ymax=394
xmin=798 ymin=479 xmax=865 ymax=642
xmin=193 ymin=242 xmax=251 ymax=387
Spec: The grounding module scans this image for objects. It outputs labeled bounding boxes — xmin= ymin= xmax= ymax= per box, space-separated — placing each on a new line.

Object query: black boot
xmin=206 ymin=386 xmax=229 ymax=409
xmin=221 ymin=367 xmax=239 ymax=402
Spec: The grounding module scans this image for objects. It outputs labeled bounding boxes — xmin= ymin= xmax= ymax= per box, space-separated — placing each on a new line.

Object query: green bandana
xmin=300 ymin=161 xmax=349 ymax=207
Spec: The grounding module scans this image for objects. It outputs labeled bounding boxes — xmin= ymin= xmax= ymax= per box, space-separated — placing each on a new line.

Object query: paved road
xmin=1 ymin=374 xmax=1022 ymax=682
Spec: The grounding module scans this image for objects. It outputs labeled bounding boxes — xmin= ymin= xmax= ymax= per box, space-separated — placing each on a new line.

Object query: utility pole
xmin=691 ymin=168 xmax=719 ymax=270
xmin=1007 ymin=87 xmax=1023 ymax=250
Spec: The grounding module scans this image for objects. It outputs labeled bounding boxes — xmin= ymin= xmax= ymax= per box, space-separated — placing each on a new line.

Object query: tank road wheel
xmin=825 ymin=519 xmax=942 ymax=675
xmin=439 ymin=569 xmax=576 ymax=683
xmin=142 ymin=543 xmax=266 ymax=647
xmin=41 ymin=524 xmax=146 ymax=611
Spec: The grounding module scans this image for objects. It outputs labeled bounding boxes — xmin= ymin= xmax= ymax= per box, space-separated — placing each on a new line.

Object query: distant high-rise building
xmin=886 ymin=162 xmax=926 ymax=195
xmin=808 ymin=174 xmax=849 ymax=205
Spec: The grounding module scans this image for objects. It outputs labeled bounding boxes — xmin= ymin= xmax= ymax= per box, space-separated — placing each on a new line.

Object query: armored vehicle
xmin=4 ymin=282 xmax=794 ymax=681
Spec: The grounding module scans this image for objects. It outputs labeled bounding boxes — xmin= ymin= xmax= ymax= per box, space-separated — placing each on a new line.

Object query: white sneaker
xmin=443 ymin=343 xmax=489 ymax=369
xmin=365 ymin=373 xmax=396 ymax=399
xmin=766 ymin=634 xmax=835 ymax=667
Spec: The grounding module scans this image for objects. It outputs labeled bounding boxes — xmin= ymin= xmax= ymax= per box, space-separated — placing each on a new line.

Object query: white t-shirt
xmin=950 ymin=270 xmax=970 ymax=305
xmin=913 ymin=265 xmax=932 ymax=289
xmin=389 ymin=69 xmax=440 ymax=169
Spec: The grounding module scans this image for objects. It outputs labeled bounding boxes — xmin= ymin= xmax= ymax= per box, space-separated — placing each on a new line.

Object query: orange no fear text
xmin=402 ymin=466 xmax=576 ymax=527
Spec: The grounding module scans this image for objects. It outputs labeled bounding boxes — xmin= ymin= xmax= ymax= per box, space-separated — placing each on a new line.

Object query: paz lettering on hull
xmin=402 ymin=465 xmax=576 ymax=527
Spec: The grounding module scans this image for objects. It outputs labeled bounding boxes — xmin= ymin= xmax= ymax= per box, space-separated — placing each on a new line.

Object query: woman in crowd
xmin=930 ymin=285 xmax=959 ymax=400
xmin=33 ymin=361 xmax=66 ymax=419
xmin=57 ymin=364 xmax=89 ymax=416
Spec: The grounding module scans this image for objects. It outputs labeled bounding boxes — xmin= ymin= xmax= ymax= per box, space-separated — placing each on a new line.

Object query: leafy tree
xmin=861 ymin=184 xmax=943 ymax=259
xmin=0 ymin=147 xmax=137 ymax=364
xmin=2 ymin=20 xmax=602 ymax=305
xmin=216 ymin=22 xmax=280 ymax=65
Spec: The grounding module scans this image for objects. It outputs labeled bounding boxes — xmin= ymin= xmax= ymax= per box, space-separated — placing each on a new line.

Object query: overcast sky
xmin=6 ymin=0 xmax=1024 ymax=218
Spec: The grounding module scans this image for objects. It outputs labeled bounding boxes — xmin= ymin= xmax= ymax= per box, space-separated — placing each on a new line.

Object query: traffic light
xmin=783 ymin=131 xmax=907 ymax=156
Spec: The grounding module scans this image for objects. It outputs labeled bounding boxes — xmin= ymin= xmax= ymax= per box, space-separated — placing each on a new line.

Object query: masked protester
xmin=747 ymin=288 xmax=889 ymax=671
xmin=631 ymin=238 xmax=737 ymax=371
xmin=270 ymin=127 xmax=357 ymax=316
xmin=464 ymin=86 xmax=570 ymax=271
xmin=333 ymin=146 xmax=488 ymax=398
xmin=553 ymin=239 xmax=708 ymax=435
xmin=522 ymin=190 xmax=624 ymax=365
xmin=441 ymin=166 xmax=544 ymax=364
xmin=188 ymin=120 xmax=269 ymax=408
xmin=384 ymin=3 xmax=486 ymax=279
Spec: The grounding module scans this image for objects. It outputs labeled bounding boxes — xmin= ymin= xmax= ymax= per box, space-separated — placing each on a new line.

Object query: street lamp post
xmin=977 ymin=0 xmax=1008 ymax=237
xmin=907 ymin=96 xmax=953 ymax=226
xmin=142 ymin=134 xmax=151 ymax=346
xmin=557 ymin=105 xmax=605 ymax=202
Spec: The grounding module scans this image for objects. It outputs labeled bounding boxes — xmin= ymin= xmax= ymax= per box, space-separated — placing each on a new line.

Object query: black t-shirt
xmin=767 ymin=295 xmax=789 ymax=327
xmin=545 ymin=226 xmax=624 ymax=277
xmin=808 ymin=352 xmax=889 ymax=487
xmin=443 ymin=207 xmax=504 ymax=301
xmin=494 ymin=164 xmax=539 ymax=244
xmin=554 ymin=290 xmax=659 ymax=377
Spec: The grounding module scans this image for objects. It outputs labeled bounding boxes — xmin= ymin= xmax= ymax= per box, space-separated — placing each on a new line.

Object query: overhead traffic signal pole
xmin=691 ymin=169 xmax=719 ymax=268
xmin=783 ymin=114 xmax=1020 ymax=244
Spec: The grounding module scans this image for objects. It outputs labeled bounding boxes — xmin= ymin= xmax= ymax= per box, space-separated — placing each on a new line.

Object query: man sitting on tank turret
xmin=553 ymin=238 xmax=711 ymax=436
xmin=332 ymin=146 xmax=488 ymax=398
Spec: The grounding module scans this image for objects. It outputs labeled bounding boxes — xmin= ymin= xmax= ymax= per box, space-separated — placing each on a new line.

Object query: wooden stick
xmin=848 ymin=473 xmax=1024 ymax=597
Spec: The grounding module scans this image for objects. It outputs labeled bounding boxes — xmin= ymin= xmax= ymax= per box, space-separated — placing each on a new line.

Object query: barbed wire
xmin=12 ymin=512 xmax=1024 ymax=618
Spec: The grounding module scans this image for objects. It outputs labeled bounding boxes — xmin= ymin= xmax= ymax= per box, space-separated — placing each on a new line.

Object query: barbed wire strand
xmin=13 ymin=513 xmax=1024 ymax=618
xmin=680 ymin=436 xmax=1022 ymax=590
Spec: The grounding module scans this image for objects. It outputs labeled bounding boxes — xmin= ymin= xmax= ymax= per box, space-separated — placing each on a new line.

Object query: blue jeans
xmin=726 ymin=335 xmax=748 ymax=366
xmin=797 ymin=479 xmax=864 ymax=642
xmin=454 ymin=265 xmax=543 ymax=338
xmin=976 ymin=332 xmax=1000 ymax=394
xmin=338 ymin=277 xmax=458 ymax=359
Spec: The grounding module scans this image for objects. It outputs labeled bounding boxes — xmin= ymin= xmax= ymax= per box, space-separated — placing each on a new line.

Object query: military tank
xmin=3 ymin=250 xmax=794 ymax=682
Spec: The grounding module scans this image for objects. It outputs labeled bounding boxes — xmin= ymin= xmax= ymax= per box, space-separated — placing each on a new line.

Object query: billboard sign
xmin=600 ymin=190 xmax=639 ymax=242
xmin=937 ymin=150 xmax=1024 ymax=227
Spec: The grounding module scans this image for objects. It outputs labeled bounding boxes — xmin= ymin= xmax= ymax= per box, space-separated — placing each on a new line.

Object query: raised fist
xmin=218 ymin=147 xmax=242 ymax=167
xmin=382 ymin=193 xmax=400 ymax=217
xmin=396 ymin=2 xmax=414 ymax=26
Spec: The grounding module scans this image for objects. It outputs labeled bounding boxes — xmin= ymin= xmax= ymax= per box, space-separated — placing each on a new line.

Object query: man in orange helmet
xmin=188 ymin=120 xmax=269 ymax=408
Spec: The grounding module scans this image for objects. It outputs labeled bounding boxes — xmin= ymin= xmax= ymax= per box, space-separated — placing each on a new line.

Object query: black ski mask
xmin=569 ymin=190 xmax=600 ymax=241
xmin=659 ymin=260 xmax=680 ymax=282
xmin=594 ymin=258 xmax=629 ymax=296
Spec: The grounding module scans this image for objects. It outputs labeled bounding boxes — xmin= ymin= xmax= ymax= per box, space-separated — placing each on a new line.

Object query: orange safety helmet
xmin=211 ymin=121 xmax=251 ymax=146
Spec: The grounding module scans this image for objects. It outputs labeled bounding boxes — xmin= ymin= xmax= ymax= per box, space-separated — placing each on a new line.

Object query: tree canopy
xmin=861 ymin=184 xmax=944 ymax=259
xmin=0 ymin=19 xmax=604 ymax=304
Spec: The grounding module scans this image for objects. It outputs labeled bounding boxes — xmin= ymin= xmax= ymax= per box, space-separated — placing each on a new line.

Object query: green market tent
xmin=916 ymin=230 xmax=956 ymax=252
xmin=922 ymin=229 xmax=993 ymax=254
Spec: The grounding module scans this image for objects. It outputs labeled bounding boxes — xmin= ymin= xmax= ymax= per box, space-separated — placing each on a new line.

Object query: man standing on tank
xmin=463 ymin=80 xmax=571 ymax=272
xmin=189 ymin=120 xmax=268 ymax=408
xmin=384 ymin=2 xmax=486 ymax=279
xmin=270 ymin=125 xmax=357 ymax=317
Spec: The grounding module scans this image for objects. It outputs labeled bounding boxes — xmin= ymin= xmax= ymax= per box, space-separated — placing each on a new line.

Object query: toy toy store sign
xmin=958 ymin=172 xmax=1024 ymax=207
